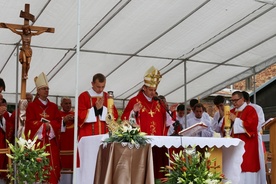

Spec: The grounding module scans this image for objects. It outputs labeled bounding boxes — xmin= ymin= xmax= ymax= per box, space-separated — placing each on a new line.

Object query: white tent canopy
xmin=1 ymin=0 xmax=276 ymax=107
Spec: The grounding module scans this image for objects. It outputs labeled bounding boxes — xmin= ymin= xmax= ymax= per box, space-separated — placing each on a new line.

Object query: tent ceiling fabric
xmin=1 ymin=0 xmax=276 ymax=105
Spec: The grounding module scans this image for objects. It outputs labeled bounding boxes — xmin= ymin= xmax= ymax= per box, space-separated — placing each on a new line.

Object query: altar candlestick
xmin=107 ymin=91 xmax=114 ymax=113
xmin=224 ymin=101 xmax=231 ymax=128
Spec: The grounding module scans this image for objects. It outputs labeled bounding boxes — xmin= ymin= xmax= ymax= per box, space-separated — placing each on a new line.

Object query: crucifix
xmin=0 ymin=4 xmax=54 ymax=99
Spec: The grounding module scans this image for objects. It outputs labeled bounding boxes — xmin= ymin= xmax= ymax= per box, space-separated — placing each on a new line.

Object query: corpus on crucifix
xmin=0 ymin=4 xmax=54 ymax=99
xmin=1 ymin=24 xmax=52 ymax=80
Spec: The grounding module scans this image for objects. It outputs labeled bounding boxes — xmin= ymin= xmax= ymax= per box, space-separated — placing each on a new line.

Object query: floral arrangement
xmin=158 ymin=146 xmax=231 ymax=184
xmin=103 ymin=119 xmax=150 ymax=148
xmin=6 ymin=132 xmax=51 ymax=184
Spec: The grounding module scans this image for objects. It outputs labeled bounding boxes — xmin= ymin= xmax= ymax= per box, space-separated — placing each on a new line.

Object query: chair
xmin=60 ymin=150 xmax=74 ymax=174
xmin=0 ymin=147 xmax=11 ymax=173
xmin=265 ymin=152 xmax=272 ymax=184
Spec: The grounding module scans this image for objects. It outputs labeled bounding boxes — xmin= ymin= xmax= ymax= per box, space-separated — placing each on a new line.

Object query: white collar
xmin=235 ymin=102 xmax=247 ymax=111
xmin=87 ymin=88 xmax=103 ymax=97
xmin=39 ymin=98 xmax=48 ymax=105
xmin=143 ymin=92 xmax=152 ymax=102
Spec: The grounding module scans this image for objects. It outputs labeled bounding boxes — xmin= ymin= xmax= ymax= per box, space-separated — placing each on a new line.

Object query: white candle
xmin=224 ymin=104 xmax=231 ymax=128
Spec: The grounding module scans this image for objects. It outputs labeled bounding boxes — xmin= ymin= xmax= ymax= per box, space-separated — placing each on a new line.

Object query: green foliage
xmin=6 ymin=132 xmax=51 ymax=184
xmin=103 ymin=121 xmax=150 ymax=146
xmin=158 ymin=146 xmax=231 ymax=184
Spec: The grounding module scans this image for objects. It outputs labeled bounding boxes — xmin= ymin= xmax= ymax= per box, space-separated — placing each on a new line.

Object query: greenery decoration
xmin=103 ymin=120 xmax=150 ymax=146
xmin=158 ymin=146 xmax=231 ymax=184
xmin=6 ymin=131 xmax=51 ymax=184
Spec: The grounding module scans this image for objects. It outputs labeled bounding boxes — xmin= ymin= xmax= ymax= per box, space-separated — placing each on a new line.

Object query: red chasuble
xmin=230 ymin=105 xmax=260 ymax=172
xmin=59 ymin=110 xmax=74 ymax=169
xmin=121 ymin=91 xmax=168 ymax=179
xmin=25 ymin=98 xmax=61 ymax=184
xmin=121 ymin=90 xmax=167 ymax=136
xmin=78 ymin=91 xmax=118 ymax=140
xmin=0 ymin=111 xmax=11 ymax=178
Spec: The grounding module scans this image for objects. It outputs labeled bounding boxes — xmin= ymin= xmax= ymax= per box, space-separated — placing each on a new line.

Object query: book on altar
xmin=41 ymin=117 xmax=50 ymax=123
xmin=262 ymin=118 xmax=274 ymax=128
xmin=178 ymin=122 xmax=208 ymax=136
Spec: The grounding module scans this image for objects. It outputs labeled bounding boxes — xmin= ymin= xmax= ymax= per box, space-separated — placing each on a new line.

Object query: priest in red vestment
xmin=59 ymin=97 xmax=74 ymax=170
xmin=0 ymin=96 xmax=12 ymax=180
xmin=229 ymin=91 xmax=265 ymax=184
xmin=78 ymin=73 xmax=118 ymax=140
xmin=121 ymin=66 xmax=168 ymax=179
xmin=25 ymin=72 xmax=61 ymax=184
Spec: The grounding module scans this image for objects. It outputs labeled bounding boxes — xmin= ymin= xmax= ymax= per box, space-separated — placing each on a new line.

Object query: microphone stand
xmin=153 ymin=97 xmax=183 ymax=136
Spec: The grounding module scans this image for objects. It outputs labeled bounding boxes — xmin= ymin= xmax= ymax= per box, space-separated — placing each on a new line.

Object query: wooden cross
xmin=0 ymin=4 xmax=54 ymax=99
xmin=209 ymin=160 xmax=221 ymax=170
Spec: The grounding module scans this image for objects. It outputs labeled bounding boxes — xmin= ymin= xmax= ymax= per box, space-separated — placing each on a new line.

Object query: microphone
xmin=153 ymin=96 xmax=160 ymax=101
xmin=154 ymin=96 xmax=183 ymax=136
xmin=173 ymin=120 xmax=180 ymax=127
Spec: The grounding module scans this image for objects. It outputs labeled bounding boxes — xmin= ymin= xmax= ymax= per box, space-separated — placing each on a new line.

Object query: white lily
xmin=17 ymin=137 xmax=27 ymax=147
xmin=185 ymin=148 xmax=195 ymax=155
xmin=27 ymin=139 xmax=36 ymax=149
xmin=205 ymin=151 xmax=211 ymax=159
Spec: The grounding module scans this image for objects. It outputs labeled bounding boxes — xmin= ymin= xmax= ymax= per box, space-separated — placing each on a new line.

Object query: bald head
xmin=26 ymin=93 xmax=33 ymax=103
xmin=61 ymin=97 xmax=72 ymax=112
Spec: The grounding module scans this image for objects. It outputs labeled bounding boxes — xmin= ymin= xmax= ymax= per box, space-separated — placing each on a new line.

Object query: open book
xmin=178 ymin=122 xmax=208 ymax=136
xmin=262 ymin=118 xmax=274 ymax=128
xmin=41 ymin=117 xmax=50 ymax=123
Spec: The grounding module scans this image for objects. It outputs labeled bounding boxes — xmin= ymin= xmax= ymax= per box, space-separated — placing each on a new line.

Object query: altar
xmin=76 ymin=134 xmax=245 ymax=184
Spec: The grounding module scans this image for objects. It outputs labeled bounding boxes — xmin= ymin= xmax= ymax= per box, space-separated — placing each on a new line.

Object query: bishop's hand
xmin=133 ymin=102 xmax=142 ymax=112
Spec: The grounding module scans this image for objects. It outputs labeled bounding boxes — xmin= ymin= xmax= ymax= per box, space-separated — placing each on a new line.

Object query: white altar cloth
xmin=76 ymin=134 xmax=244 ymax=184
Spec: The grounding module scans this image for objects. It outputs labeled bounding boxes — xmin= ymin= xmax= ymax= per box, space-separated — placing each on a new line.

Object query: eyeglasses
xmin=230 ymin=98 xmax=241 ymax=103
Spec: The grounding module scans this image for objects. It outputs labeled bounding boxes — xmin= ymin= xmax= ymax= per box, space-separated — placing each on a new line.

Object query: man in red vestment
xmin=25 ymin=72 xmax=61 ymax=184
xmin=121 ymin=66 xmax=167 ymax=179
xmin=78 ymin=73 xmax=118 ymax=140
xmin=0 ymin=78 xmax=5 ymax=93
xmin=0 ymin=94 xmax=13 ymax=180
xmin=59 ymin=97 xmax=74 ymax=170
xmin=229 ymin=91 xmax=264 ymax=184
xmin=121 ymin=66 xmax=166 ymax=135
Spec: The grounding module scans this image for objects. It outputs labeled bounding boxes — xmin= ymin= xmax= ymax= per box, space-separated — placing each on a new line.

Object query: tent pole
xmin=253 ymin=69 xmax=256 ymax=103
xmin=184 ymin=60 xmax=187 ymax=129
xmin=13 ymin=44 xmax=20 ymax=184
xmin=73 ymin=0 xmax=81 ymax=183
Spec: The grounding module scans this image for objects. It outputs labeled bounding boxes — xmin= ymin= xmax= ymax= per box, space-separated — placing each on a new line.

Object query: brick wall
xmin=234 ymin=64 xmax=276 ymax=90
xmin=201 ymin=63 xmax=276 ymax=117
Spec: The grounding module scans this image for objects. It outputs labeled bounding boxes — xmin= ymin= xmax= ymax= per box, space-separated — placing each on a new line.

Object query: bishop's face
xmin=143 ymin=86 xmax=157 ymax=99
xmin=37 ymin=87 xmax=49 ymax=100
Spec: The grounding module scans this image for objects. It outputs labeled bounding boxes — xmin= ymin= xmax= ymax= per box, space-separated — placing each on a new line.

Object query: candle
xmin=224 ymin=104 xmax=231 ymax=128
xmin=107 ymin=91 xmax=114 ymax=113
xmin=108 ymin=98 xmax=114 ymax=112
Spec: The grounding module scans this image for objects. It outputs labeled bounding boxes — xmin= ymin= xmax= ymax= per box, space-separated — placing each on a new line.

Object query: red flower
xmin=181 ymin=166 xmax=187 ymax=172
xmin=36 ymin=157 xmax=42 ymax=163
xmin=160 ymin=178 xmax=168 ymax=183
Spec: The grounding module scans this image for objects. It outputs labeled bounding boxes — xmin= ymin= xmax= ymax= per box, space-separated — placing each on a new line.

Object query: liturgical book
xmin=178 ymin=122 xmax=208 ymax=136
